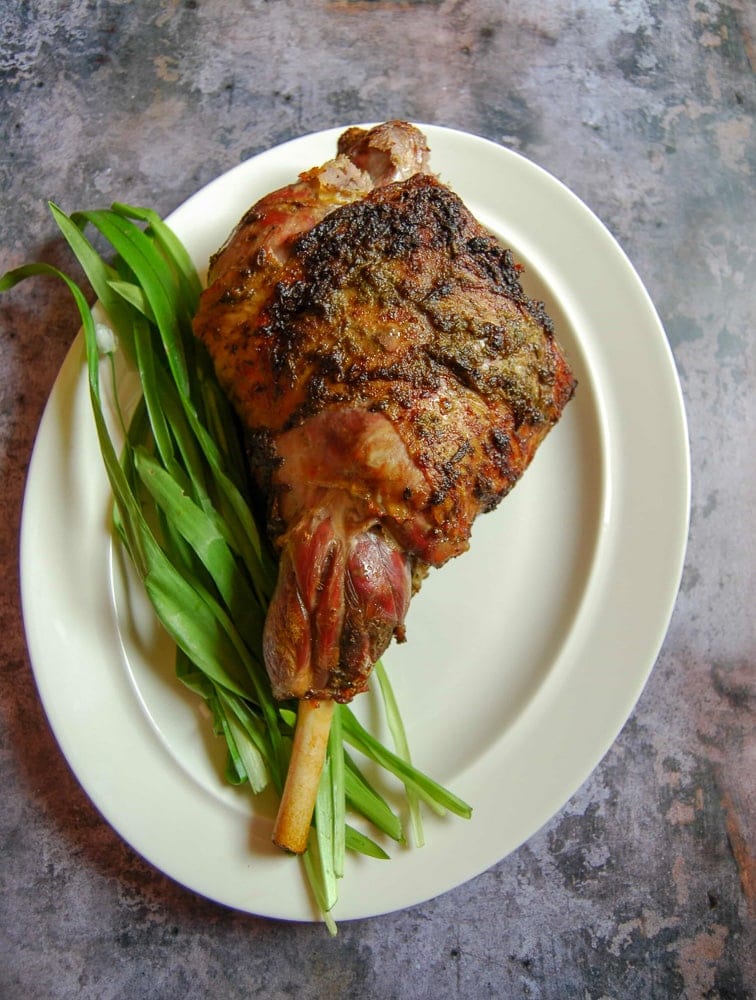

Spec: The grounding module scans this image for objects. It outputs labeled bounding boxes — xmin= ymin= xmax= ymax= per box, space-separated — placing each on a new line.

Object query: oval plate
xmin=20 ymin=124 xmax=690 ymax=922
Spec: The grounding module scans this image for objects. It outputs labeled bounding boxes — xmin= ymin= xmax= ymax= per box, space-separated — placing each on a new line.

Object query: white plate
xmin=20 ymin=124 xmax=690 ymax=922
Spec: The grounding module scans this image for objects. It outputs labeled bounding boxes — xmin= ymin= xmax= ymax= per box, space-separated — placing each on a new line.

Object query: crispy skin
xmin=193 ymin=125 xmax=575 ymax=701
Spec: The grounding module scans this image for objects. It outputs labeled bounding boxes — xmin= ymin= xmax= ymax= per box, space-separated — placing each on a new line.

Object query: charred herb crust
xmin=259 ymin=174 xmax=567 ymax=434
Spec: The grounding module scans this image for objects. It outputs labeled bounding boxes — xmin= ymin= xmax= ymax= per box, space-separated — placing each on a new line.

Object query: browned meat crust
xmin=197 ymin=172 xmax=575 ymax=569
xmin=193 ymin=124 xmax=575 ymax=701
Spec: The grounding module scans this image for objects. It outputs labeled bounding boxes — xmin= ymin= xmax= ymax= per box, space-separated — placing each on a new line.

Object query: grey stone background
xmin=1 ymin=2 xmax=753 ymax=997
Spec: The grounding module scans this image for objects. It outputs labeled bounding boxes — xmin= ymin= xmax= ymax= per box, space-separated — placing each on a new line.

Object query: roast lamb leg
xmin=192 ymin=122 xmax=576 ymax=852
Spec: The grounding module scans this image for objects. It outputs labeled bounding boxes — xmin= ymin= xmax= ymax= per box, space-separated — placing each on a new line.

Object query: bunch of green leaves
xmin=1 ymin=202 xmax=471 ymax=932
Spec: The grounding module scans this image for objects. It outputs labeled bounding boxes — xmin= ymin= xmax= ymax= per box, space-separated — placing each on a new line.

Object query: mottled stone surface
xmin=1 ymin=2 xmax=754 ymax=998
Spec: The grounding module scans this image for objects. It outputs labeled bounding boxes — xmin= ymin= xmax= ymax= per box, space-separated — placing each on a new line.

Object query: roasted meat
xmin=193 ymin=121 xmax=575 ymax=710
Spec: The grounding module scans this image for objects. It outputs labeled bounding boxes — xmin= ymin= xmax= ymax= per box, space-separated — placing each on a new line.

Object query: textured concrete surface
xmin=1 ymin=2 xmax=754 ymax=998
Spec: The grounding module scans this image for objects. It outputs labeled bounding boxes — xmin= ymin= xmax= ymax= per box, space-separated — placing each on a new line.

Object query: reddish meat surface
xmin=193 ymin=122 xmax=576 ymax=703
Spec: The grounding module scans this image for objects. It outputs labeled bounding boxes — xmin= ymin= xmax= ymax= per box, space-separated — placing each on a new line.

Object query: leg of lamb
xmin=192 ymin=121 xmax=576 ymax=851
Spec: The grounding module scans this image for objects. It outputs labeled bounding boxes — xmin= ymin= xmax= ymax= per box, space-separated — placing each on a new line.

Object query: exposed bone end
xmin=272 ymin=698 xmax=335 ymax=854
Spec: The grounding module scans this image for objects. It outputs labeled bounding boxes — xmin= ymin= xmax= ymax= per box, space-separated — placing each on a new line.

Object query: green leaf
xmin=73 ymin=208 xmax=191 ymax=393
xmin=143 ymin=562 xmax=252 ymax=698
xmin=111 ymin=202 xmax=202 ymax=305
xmin=314 ymin=756 xmax=338 ymax=912
xmin=344 ymin=826 xmax=390 ymax=860
xmin=48 ymin=202 xmax=136 ymax=359
xmin=329 ymin=705 xmax=346 ymax=879
xmin=107 ymin=278 xmax=155 ymax=321
xmin=375 ymin=660 xmax=429 ymax=840
xmin=223 ymin=705 xmax=269 ymax=793
xmin=133 ymin=446 xmax=265 ymax=646
xmin=217 ymin=689 xmax=272 ymax=794
xmin=342 ymin=707 xmax=473 ymax=820
xmin=343 ymin=752 xmax=404 ymax=843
